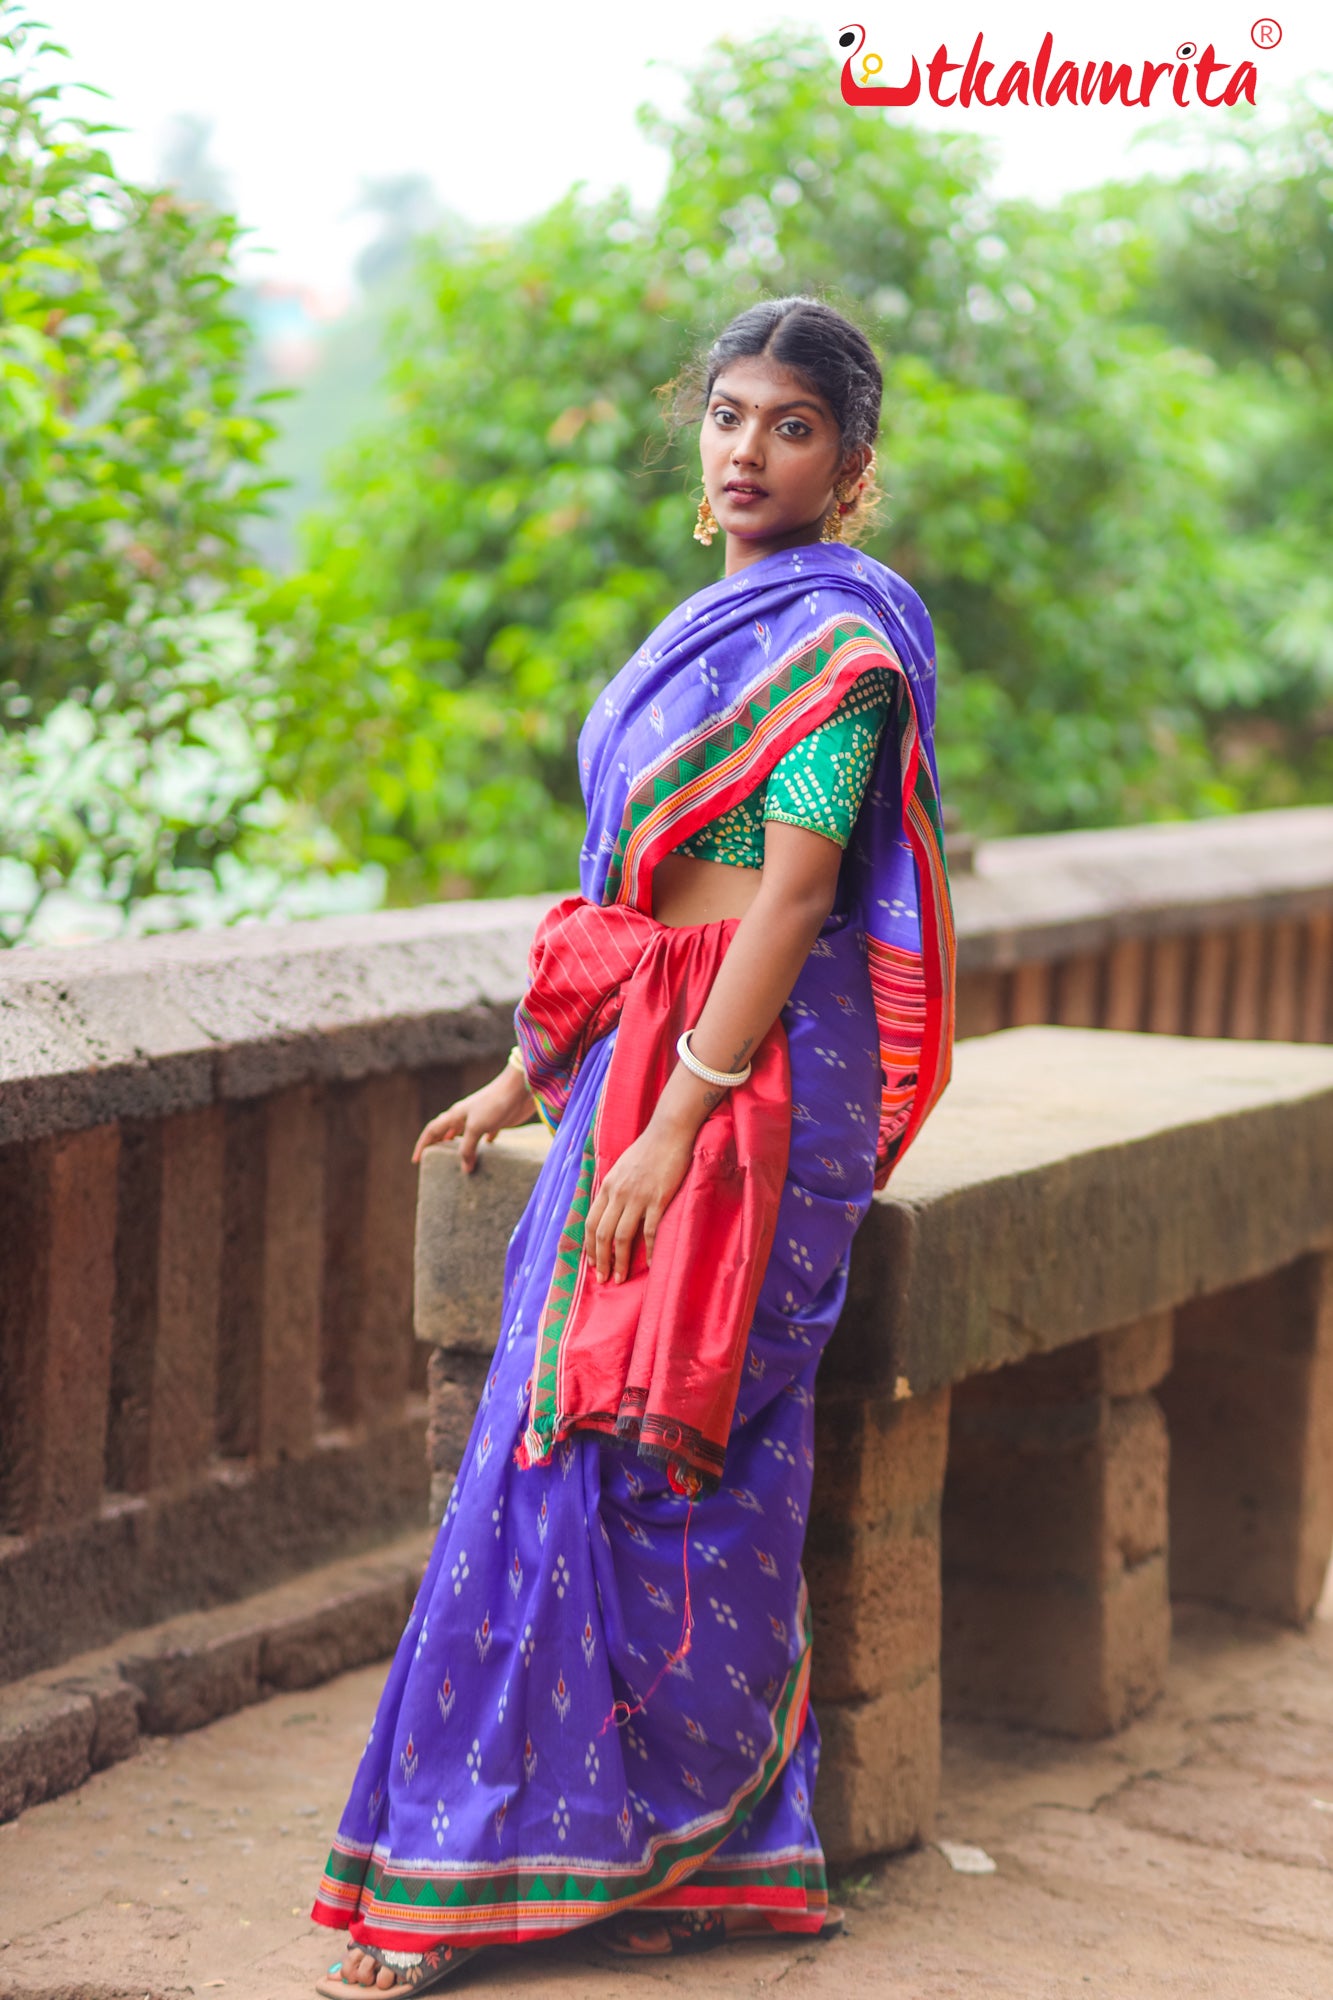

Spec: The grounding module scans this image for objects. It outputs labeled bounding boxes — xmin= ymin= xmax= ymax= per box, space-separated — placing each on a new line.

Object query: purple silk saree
xmin=312 ymin=544 xmax=954 ymax=1952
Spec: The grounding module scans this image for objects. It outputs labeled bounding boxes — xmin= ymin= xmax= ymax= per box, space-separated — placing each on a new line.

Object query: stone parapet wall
xmin=1 ymin=809 xmax=1331 ymax=1699
xmin=0 ymin=896 xmax=554 ymax=1685
xmin=0 ymin=893 xmax=552 ymax=1145
xmin=951 ymin=804 xmax=1333 ymax=1041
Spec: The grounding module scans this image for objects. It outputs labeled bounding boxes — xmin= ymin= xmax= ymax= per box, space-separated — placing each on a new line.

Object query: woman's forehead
xmin=709 ymin=356 xmax=832 ymax=416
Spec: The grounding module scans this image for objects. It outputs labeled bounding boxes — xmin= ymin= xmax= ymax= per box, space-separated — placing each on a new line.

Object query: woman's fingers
xmin=411 ymin=1106 xmax=463 ymax=1164
xmin=591 ymin=1181 xmax=630 ymax=1283
xmin=457 ymin=1110 xmax=492 ymax=1175
xmin=612 ymin=1203 xmax=642 ymax=1284
xmin=588 ymin=1179 xmax=647 ymax=1284
xmin=412 ymin=1098 xmax=496 ymax=1174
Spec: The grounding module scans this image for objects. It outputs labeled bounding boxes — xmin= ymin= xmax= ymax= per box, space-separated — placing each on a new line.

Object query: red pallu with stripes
xmin=514 ymin=896 xmax=790 ymax=1496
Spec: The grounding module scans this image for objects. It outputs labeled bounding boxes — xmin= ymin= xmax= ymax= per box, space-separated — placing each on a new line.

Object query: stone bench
xmin=415 ymin=1024 xmax=1333 ymax=1866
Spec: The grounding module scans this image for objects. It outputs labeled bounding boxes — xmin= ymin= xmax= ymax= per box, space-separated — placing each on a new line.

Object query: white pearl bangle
xmin=675 ymin=1030 xmax=752 ymax=1088
xmin=506 ymin=1045 xmax=529 ymax=1081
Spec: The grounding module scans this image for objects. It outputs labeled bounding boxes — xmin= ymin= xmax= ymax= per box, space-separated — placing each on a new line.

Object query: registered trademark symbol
xmin=1251 ymin=16 xmax=1282 ymax=46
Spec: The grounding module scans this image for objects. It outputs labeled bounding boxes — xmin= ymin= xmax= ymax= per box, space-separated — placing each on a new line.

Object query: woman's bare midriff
xmin=651 ymin=853 xmax=765 ymax=927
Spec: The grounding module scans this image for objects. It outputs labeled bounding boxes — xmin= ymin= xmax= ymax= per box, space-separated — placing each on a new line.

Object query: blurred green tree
xmin=0 ymin=4 xmax=375 ymax=943
xmin=0 ymin=11 xmax=275 ymax=708
xmin=1085 ymin=103 xmax=1333 ymax=795
xmin=267 ymin=32 xmax=1332 ymax=896
xmin=5 ymin=15 xmax=1329 ymax=934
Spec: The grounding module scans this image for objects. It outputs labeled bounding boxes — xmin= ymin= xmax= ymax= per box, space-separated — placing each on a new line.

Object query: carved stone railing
xmin=0 ymin=897 xmax=549 ymax=1686
xmin=951 ymin=804 xmax=1333 ymax=1041
xmin=1 ymin=806 xmax=1330 ymax=1699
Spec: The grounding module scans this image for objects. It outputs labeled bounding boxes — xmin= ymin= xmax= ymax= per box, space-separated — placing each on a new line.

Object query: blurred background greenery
xmin=2 ymin=7 xmax=1330 ymax=944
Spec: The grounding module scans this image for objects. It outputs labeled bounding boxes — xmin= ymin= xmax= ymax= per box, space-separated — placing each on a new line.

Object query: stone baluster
xmin=806 ymin=1383 xmax=950 ymax=1862
xmin=107 ymin=1106 xmax=225 ymax=1494
xmin=321 ymin=1073 xmax=421 ymax=1428
xmin=217 ymin=1084 xmax=326 ymax=1462
xmin=1300 ymin=913 xmax=1332 ymax=1044
xmin=0 ymin=1126 xmax=120 ymax=1532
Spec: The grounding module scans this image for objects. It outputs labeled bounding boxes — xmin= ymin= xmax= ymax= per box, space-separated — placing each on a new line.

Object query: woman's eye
xmin=712 ymin=407 xmax=739 ymax=426
xmin=778 ymin=420 xmax=812 ymax=438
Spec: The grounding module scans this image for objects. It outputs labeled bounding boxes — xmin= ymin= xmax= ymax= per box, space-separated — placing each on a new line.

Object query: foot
xmin=317 ymin=1942 xmax=481 ymax=1994
xmin=322 ymin=1948 xmax=401 ymax=1990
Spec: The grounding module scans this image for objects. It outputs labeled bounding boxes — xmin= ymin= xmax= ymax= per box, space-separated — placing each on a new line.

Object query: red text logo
xmin=837 ymin=24 xmax=1262 ymax=110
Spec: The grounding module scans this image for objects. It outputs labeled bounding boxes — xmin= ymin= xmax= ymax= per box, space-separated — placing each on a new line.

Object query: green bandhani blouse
xmin=671 ymin=668 xmax=896 ymax=868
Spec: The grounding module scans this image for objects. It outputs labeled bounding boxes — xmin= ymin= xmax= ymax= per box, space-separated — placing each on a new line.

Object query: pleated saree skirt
xmin=312 ymin=912 xmax=881 ymax=1951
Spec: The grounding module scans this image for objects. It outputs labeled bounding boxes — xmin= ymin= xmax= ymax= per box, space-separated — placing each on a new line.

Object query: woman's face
xmin=699 ymin=354 xmax=861 ymax=573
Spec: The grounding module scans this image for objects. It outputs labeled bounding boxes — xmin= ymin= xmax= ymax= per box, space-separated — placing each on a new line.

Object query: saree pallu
xmin=513 ymin=896 xmax=793 ymax=1496
xmin=312 ymin=910 xmax=881 ymax=1948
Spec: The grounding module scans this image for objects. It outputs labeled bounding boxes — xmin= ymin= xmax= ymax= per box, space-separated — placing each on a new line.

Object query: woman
xmin=312 ymin=295 xmax=955 ymax=1995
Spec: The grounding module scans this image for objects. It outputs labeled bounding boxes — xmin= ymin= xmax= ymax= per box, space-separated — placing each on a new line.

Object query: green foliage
xmin=0 ymin=607 xmax=382 ymax=944
xmin=259 ymin=191 xmax=706 ymax=902
xmin=0 ymin=4 xmax=370 ymax=942
xmin=0 ymin=9 xmax=276 ymax=706
xmin=5 ymin=16 xmax=1331 ymax=936
xmin=271 ymin=32 xmax=1333 ymax=897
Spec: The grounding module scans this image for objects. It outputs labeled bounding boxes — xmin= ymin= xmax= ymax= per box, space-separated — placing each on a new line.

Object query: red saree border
xmin=896 ymin=764 xmax=956 ymax=1173
xmin=610 ymin=618 xmax=894 ymax=914
xmin=607 ymin=613 xmax=956 ymax=1181
xmin=311 ymin=1584 xmax=816 ymax=1948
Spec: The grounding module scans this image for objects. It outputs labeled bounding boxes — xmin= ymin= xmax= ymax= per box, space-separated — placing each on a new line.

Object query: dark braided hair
xmin=663 ymin=296 xmax=884 ymax=539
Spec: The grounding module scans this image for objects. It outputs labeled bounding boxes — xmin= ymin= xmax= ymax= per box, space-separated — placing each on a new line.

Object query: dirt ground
xmin=3 ymin=1575 xmax=1332 ymax=2000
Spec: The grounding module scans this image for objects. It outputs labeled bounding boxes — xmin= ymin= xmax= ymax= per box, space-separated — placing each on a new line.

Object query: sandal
xmin=315 ymin=1940 xmax=485 ymax=1997
xmin=598 ymin=1910 xmax=732 ymax=1958
xmin=598 ymin=1905 xmax=845 ymax=1960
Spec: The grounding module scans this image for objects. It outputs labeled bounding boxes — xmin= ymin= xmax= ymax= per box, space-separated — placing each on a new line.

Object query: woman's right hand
xmin=412 ymin=1064 xmax=535 ymax=1174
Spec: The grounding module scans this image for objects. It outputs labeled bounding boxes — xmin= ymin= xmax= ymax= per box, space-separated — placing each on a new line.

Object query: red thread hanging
xmin=600 ymin=1497 xmax=695 ymax=1737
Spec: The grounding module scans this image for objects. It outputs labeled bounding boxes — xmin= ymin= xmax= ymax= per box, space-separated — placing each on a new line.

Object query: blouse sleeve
xmin=763 ymin=667 xmax=897 ymax=848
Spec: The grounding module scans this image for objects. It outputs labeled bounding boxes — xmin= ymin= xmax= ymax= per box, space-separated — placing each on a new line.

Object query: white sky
xmin=36 ymin=0 xmax=1333 ymax=299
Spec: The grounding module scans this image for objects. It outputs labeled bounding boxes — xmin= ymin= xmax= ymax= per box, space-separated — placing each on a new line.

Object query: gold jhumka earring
xmin=821 ymin=449 xmax=876 ymax=542
xmin=693 ymin=494 xmax=719 ymax=546
xmin=819 ymin=500 xmax=846 ymax=543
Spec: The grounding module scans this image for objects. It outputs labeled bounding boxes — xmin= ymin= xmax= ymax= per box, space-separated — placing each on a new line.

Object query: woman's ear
xmin=837 ymin=446 xmax=869 ymax=494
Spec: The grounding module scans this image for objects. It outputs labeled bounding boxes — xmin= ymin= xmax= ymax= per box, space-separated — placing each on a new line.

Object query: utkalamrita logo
xmin=837 ymin=22 xmax=1266 ymax=108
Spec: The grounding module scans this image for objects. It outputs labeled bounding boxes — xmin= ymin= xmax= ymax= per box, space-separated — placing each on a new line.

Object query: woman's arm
xmin=585 ymin=820 xmax=843 ymax=1283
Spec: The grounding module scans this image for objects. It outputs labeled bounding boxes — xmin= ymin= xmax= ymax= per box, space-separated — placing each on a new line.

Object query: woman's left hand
xmin=585 ymin=1115 xmax=696 ymax=1283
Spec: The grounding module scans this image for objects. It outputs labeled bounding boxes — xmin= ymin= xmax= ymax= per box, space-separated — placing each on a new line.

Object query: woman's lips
xmin=723 ymin=483 xmax=767 ymax=505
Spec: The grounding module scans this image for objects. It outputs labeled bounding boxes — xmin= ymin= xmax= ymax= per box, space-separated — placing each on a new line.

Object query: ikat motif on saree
xmin=577 ymin=543 xmax=954 ymax=1183
xmin=312 ymin=543 xmax=956 ymax=1956
xmin=312 ymin=918 xmax=881 ymax=1949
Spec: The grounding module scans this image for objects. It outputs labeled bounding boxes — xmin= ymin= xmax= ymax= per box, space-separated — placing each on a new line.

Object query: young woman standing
xmin=313 ymin=296 xmax=955 ymax=1994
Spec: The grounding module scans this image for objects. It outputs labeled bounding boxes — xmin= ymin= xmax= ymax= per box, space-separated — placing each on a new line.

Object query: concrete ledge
xmin=0 ymin=893 xmax=555 ymax=1142
xmin=0 ymin=1533 xmax=431 ymax=1820
xmin=952 ymin=806 xmax=1333 ymax=969
xmin=416 ymin=1028 xmax=1333 ymax=1393
xmin=3 ymin=808 xmax=1331 ymax=1145
xmin=838 ymin=1026 xmax=1333 ymax=1397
